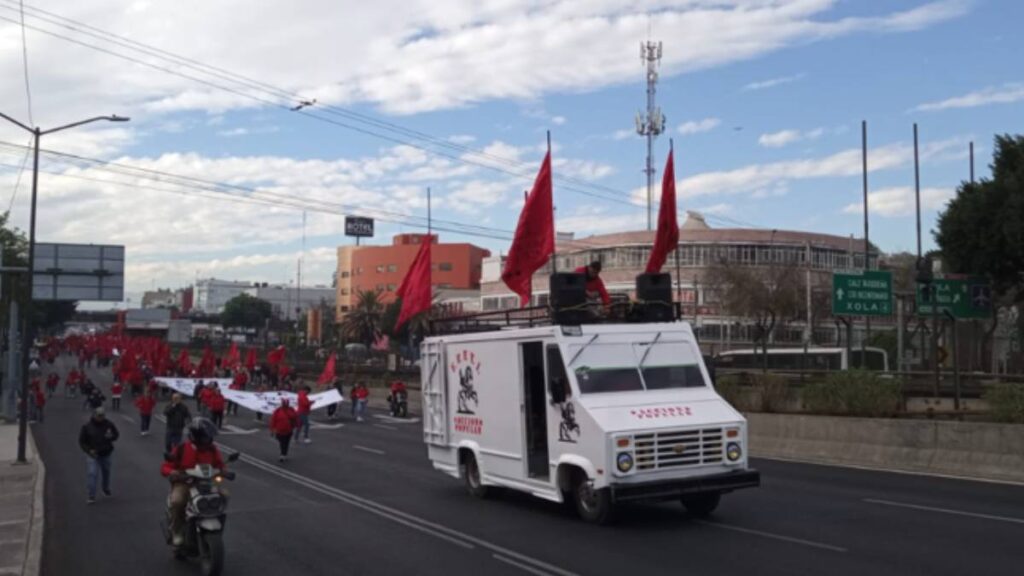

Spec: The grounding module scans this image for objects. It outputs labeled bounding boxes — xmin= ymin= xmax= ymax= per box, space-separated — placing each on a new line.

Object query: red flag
xmin=502 ymin=151 xmax=554 ymax=306
xmin=224 ymin=342 xmax=240 ymax=368
xmin=645 ymin=148 xmax=679 ymax=274
xmin=267 ymin=346 xmax=286 ymax=367
xmin=316 ymin=353 xmax=336 ymax=387
xmin=198 ymin=346 xmax=216 ymax=377
xmin=176 ymin=349 xmax=192 ymax=374
xmin=245 ymin=348 xmax=257 ymax=372
xmin=395 ymin=238 xmax=432 ymax=329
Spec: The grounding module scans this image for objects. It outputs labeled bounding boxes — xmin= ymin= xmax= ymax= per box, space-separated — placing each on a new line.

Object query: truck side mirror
xmin=549 ymin=377 xmax=567 ymax=404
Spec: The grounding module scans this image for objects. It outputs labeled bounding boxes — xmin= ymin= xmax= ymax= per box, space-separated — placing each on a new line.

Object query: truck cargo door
xmin=521 ymin=341 xmax=549 ymax=479
xmin=422 ymin=340 xmax=448 ymax=446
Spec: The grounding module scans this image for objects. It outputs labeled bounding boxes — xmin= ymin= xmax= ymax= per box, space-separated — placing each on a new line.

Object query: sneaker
xmin=279 ymin=456 xmax=285 ymax=463
xmin=172 ymin=533 xmax=185 ymax=547
xmin=87 ymin=497 xmax=96 ymax=505
xmin=103 ymin=489 xmax=112 ymax=497
xmin=303 ymin=438 xmax=311 ymax=444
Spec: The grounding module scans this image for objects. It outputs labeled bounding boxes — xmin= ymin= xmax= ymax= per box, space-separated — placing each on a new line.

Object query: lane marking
xmin=863 ymin=498 xmax=1024 ymax=526
xmin=493 ymin=554 xmax=558 ymax=576
xmin=694 ymin=520 xmax=847 ymax=553
xmin=0 ymin=520 xmax=27 ymax=527
xmin=220 ymin=446 xmax=578 ymax=576
xmin=118 ymin=414 xmax=135 ymax=424
xmin=221 ymin=424 xmax=260 ymax=435
xmin=310 ymin=422 xmax=345 ymax=430
xmin=373 ymin=424 xmax=398 ymax=432
xmin=755 ymin=455 xmax=1024 ymax=488
xmin=352 ymin=445 xmax=386 ymax=456
xmin=373 ymin=414 xmax=420 ymax=424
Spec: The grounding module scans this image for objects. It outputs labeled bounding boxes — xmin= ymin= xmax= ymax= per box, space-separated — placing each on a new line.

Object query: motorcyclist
xmin=388 ymin=381 xmax=408 ymax=416
xmin=160 ymin=418 xmax=226 ymax=546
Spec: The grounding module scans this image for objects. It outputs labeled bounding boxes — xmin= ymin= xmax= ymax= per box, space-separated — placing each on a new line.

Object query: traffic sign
xmin=832 ymin=270 xmax=893 ymax=316
xmin=916 ymin=276 xmax=992 ymax=319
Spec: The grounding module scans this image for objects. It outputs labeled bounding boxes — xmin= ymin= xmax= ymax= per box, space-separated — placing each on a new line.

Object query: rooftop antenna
xmin=637 ymin=37 xmax=665 ymax=231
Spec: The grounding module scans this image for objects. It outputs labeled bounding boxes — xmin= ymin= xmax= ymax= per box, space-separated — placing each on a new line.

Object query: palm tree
xmin=340 ymin=289 xmax=384 ymax=346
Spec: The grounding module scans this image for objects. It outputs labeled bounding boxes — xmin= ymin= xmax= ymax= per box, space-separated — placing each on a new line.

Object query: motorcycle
xmin=388 ymin=390 xmax=408 ymax=418
xmin=161 ymin=451 xmax=240 ymax=576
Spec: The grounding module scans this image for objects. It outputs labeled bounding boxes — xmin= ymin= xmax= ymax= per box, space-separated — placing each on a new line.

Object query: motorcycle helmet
xmin=188 ymin=417 xmax=217 ymax=447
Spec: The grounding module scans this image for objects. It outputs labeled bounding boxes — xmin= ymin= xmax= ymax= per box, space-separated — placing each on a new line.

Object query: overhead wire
xmin=0 ymin=2 xmax=639 ymax=208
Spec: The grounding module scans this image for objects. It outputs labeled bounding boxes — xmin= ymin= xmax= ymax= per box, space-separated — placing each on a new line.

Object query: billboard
xmin=344 ymin=216 xmax=374 ymax=238
xmin=32 ymin=243 xmax=124 ymax=302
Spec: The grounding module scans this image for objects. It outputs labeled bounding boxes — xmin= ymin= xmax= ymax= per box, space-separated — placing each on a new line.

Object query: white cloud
xmin=216 ymin=126 xmax=279 ymax=137
xmin=551 ymin=116 xmax=567 ymax=126
xmin=631 ymin=136 xmax=967 ymax=202
xmin=758 ymin=126 xmax=828 ymax=148
xmin=842 ymin=187 xmax=954 ymax=217
xmin=0 ymin=0 xmax=971 ymax=122
xmin=445 ymin=180 xmax=511 ymax=214
xmin=448 ymin=134 xmax=476 ymax=144
xmin=553 ymin=158 xmax=614 ymax=181
xmin=612 ymin=129 xmax=635 ymax=141
xmin=742 ymin=73 xmax=805 ymax=91
xmin=697 ymin=203 xmax=732 ymax=215
xmin=677 ymin=118 xmax=721 ymax=135
xmin=913 ymin=83 xmax=1024 ymax=112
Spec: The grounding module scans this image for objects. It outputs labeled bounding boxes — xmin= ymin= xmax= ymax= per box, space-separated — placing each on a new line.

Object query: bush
xmin=714 ymin=374 xmax=751 ymax=411
xmin=753 ymin=373 xmax=789 ymax=413
xmin=984 ymin=383 xmax=1024 ymax=424
xmin=802 ymin=370 xmax=901 ymax=417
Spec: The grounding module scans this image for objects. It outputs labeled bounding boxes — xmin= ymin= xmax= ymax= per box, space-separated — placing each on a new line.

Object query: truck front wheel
xmin=574 ymin=478 xmax=614 ymax=524
xmin=461 ymin=452 xmax=489 ymax=499
xmin=681 ymin=492 xmax=721 ymax=517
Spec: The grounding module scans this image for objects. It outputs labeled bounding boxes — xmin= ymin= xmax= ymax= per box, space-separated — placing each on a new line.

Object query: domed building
xmin=479 ymin=212 xmax=880 ymax=351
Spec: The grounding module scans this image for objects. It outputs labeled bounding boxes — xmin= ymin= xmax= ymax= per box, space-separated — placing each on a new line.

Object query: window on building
xmin=376 ymin=265 xmax=385 ymax=273
xmin=438 ymin=283 xmax=452 ymax=289
xmin=439 ymin=262 xmax=453 ymax=272
xmin=340 ymin=271 xmax=350 ymax=278
xmin=386 ymin=264 xmax=397 ymax=273
xmin=341 ymin=305 xmax=350 ymax=312
xmin=340 ymin=288 xmax=349 ymax=295
xmin=386 ymin=284 xmax=396 ymax=291
xmin=356 ymin=267 xmax=364 ymax=275
xmin=376 ymin=284 xmax=384 ymax=291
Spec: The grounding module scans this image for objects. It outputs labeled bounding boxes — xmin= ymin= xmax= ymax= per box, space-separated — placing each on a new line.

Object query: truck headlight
xmin=616 ymin=452 xmax=634 ymax=473
xmin=726 ymin=442 xmax=742 ymax=462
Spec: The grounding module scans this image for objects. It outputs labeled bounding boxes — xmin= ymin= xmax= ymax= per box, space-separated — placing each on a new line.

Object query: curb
xmin=22 ymin=430 xmax=44 ymax=576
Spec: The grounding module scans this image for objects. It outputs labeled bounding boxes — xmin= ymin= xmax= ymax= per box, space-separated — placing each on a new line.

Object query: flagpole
xmin=671 ymin=139 xmax=682 ymax=319
xmin=427 ymin=185 xmax=432 ymax=288
xmin=547 ymin=130 xmax=557 ymax=275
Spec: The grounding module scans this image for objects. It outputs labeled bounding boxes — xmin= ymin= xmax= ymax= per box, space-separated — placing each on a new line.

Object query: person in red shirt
xmin=388 ymin=380 xmax=408 ymax=418
xmin=205 ymin=386 xmax=226 ymax=430
xmin=135 ymin=390 xmax=156 ymax=436
xmin=161 ymin=419 xmax=226 ymax=546
xmin=294 ymin=386 xmax=313 ymax=444
xmin=110 ymin=381 xmax=124 ymax=411
xmin=269 ymin=399 xmax=298 ymax=463
xmin=66 ymin=368 xmax=80 ymax=398
xmin=353 ymin=382 xmax=369 ymax=422
xmin=574 ymin=260 xmax=611 ymax=306
xmin=32 ymin=383 xmax=46 ymax=423
xmin=228 ymin=369 xmax=247 ymax=416
xmin=46 ymin=373 xmax=59 ymax=397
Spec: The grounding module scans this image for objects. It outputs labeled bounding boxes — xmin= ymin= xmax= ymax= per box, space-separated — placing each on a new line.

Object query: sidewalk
xmin=0 ymin=423 xmax=44 ymax=576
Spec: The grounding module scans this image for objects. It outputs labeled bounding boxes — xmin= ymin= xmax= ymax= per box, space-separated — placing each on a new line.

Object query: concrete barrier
xmin=747 ymin=413 xmax=1024 ymax=484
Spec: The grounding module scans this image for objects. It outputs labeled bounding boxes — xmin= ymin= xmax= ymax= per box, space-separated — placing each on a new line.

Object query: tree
xmin=705 ymin=259 xmax=804 ymax=368
xmin=221 ymin=293 xmax=272 ymax=328
xmin=339 ymin=289 xmax=384 ymax=346
xmin=936 ymin=135 xmax=1024 ymax=303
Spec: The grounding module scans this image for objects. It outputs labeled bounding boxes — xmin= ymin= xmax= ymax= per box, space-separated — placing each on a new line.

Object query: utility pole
xmin=0 ymin=111 xmax=129 ymax=463
xmin=861 ymin=120 xmax=870 ymax=368
xmin=636 ymin=40 xmax=665 ymax=231
xmin=969 ymin=141 xmax=975 ymax=184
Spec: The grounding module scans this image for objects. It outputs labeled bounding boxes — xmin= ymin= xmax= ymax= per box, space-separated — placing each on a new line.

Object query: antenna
xmin=637 ymin=40 xmax=665 ymax=231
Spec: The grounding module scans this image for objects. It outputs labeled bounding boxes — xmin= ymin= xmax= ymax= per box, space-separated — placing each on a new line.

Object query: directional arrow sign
xmin=832 ymin=270 xmax=893 ymax=317
xmin=917 ymin=276 xmax=992 ymax=319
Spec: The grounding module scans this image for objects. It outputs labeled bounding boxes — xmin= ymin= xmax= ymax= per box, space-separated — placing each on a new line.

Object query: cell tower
xmin=635 ymin=40 xmax=666 ymax=231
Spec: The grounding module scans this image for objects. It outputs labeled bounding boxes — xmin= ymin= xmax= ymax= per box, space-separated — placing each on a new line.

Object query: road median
xmin=748 ymin=413 xmax=1024 ymax=484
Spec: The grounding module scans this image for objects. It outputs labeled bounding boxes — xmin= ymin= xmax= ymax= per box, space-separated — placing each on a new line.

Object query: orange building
xmin=335 ymin=234 xmax=491 ymax=320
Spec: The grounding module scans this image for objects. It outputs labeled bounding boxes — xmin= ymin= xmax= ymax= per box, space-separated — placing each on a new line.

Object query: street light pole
xmin=1 ymin=111 xmax=130 ymax=463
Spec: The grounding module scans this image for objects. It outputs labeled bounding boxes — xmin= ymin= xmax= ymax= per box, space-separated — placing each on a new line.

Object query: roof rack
xmin=429 ymin=300 xmax=684 ymax=336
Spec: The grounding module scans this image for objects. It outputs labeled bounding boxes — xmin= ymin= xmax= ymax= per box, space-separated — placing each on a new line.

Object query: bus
xmin=714 ymin=347 xmax=889 ymax=372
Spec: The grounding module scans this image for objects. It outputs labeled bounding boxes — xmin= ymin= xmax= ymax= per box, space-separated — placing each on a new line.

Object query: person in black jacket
xmin=163 ymin=393 xmax=192 ymax=452
xmin=79 ymin=408 xmax=120 ymax=504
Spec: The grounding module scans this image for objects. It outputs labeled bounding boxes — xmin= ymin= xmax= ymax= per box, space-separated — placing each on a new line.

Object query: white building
xmin=244 ymin=285 xmax=336 ymax=321
xmin=193 ymin=278 xmax=253 ymax=314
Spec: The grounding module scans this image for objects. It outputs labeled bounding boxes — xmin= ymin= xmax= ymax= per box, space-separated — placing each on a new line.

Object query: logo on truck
xmin=451 ymin=350 xmax=480 ymax=415
xmin=558 ymin=402 xmax=580 ymax=443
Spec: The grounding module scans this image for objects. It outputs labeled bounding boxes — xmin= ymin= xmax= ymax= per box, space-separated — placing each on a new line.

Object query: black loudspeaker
xmin=635 ymin=273 xmax=674 ymax=322
xmin=549 ymin=273 xmax=589 ymax=325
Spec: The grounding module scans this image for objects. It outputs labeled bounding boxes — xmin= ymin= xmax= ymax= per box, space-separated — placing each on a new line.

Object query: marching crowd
xmin=24 ymin=334 xmax=410 ymax=506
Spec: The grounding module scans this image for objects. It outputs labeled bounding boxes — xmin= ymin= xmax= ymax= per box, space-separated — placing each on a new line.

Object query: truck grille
xmin=633 ymin=428 xmax=723 ymax=471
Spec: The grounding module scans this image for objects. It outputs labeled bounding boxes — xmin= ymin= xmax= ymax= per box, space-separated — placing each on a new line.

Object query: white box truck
xmin=421 ymin=320 xmax=760 ymax=524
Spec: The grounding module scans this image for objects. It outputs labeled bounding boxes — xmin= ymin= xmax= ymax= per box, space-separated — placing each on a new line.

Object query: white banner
xmin=156 ymin=378 xmax=343 ymax=415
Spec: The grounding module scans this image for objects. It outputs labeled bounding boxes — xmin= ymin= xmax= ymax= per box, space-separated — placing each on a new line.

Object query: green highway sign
xmin=832 ymin=270 xmax=893 ymax=316
xmin=916 ymin=276 xmax=992 ymax=319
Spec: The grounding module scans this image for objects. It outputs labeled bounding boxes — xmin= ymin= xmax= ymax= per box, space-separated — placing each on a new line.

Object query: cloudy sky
xmin=0 ymin=0 xmax=1020 ymax=304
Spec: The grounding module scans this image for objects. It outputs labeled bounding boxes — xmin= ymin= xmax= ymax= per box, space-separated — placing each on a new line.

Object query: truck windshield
xmin=567 ymin=340 xmax=706 ymax=393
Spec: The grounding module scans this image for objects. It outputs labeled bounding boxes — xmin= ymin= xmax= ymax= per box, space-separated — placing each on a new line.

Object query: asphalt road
xmin=32 ymin=358 xmax=1024 ymax=576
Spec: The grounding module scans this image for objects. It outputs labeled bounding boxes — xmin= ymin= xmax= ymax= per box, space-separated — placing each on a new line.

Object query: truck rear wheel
xmin=681 ymin=492 xmax=721 ymax=518
xmin=461 ymin=452 xmax=489 ymax=499
xmin=573 ymin=477 xmax=614 ymax=525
